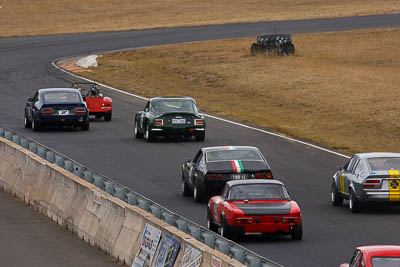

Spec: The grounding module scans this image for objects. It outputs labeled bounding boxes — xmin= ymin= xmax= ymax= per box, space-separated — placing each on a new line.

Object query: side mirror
xmin=28 ymin=98 xmax=33 ymax=102
xmin=337 ymin=165 xmax=343 ymax=171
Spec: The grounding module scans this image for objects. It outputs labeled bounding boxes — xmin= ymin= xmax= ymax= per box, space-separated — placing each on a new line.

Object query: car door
xmin=344 ymin=157 xmax=360 ymax=195
xmin=191 ymin=152 xmax=205 ymax=186
xmin=185 ymin=150 xmax=202 ymax=188
xmin=138 ymin=101 xmax=150 ymax=132
xmin=213 ymin=185 xmax=229 ymax=225
xmin=27 ymin=91 xmax=40 ymax=121
xmin=338 ymin=156 xmax=358 ymax=196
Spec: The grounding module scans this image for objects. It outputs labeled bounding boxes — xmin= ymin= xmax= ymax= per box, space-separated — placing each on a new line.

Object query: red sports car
xmin=207 ymin=179 xmax=302 ymax=240
xmin=340 ymin=245 xmax=400 ymax=267
xmin=72 ymin=82 xmax=112 ymax=121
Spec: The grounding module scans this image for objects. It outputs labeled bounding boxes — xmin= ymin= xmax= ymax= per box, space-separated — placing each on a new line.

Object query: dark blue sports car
xmin=24 ymin=88 xmax=89 ymax=131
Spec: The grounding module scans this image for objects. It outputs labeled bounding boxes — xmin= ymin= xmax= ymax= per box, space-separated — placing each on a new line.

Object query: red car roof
xmin=358 ymin=245 xmax=400 ymax=257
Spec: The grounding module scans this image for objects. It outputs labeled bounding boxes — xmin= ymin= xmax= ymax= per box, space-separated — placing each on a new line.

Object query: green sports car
xmin=134 ymin=96 xmax=206 ymax=142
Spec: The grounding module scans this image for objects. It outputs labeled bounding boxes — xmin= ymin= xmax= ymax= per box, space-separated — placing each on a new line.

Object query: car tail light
xmin=194 ymin=119 xmax=204 ymax=126
xmin=282 ymin=217 xmax=300 ymax=224
xmin=75 ymin=107 xmax=87 ymax=115
xmin=235 ymin=217 xmax=253 ymax=224
xmin=41 ymin=108 xmax=53 ymax=115
xmin=206 ymin=174 xmax=222 ymax=180
xmin=101 ymin=103 xmax=111 ymax=107
xmin=255 ymin=172 xmax=273 ymax=179
xmin=206 ymin=174 xmax=217 ymax=180
xmin=154 ymin=119 xmax=163 ymax=126
xmin=363 ymin=179 xmax=381 ymax=189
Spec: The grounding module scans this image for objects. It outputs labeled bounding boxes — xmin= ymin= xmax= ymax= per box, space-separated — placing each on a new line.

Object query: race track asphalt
xmin=0 ymin=188 xmax=120 ymax=267
xmin=1 ymin=14 xmax=400 ymax=267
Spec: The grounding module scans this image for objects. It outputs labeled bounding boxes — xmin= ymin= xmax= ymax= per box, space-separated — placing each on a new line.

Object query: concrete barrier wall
xmin=0 ymin=137 xmax=244 ymax=267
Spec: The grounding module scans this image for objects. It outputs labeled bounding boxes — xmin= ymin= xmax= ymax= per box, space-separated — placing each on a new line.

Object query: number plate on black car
xmin=59 ymin=110 xmax=69 ymax=115
xmin=232 ymin=174 xmax=248 ymax=180
xmin=172 ymin=118 xmax=186 ymax=124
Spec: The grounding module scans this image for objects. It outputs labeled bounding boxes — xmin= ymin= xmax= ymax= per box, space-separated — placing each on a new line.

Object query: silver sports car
xmin=331 ymin=152 xmax=400 ymax=212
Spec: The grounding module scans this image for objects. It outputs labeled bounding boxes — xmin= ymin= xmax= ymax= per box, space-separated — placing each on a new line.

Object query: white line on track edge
xmin=52 ymin=58 xmax=350 ymax=160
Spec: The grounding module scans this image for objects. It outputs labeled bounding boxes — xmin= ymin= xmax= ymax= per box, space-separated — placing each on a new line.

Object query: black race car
xmin=181 ymin=146 xmax=273 ymax=202
xmin=24 ymin=88 xmax=89 ymax=131
xmin=134 ymin=96 xmax=205 ymax=142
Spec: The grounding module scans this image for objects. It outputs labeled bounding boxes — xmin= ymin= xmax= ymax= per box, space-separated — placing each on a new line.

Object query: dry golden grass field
xmin=76 ymin=27 xmax=400 ymax=154
xmin=1 ymin=0 xmax=400 ymax=37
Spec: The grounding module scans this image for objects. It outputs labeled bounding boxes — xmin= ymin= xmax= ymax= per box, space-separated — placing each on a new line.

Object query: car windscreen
xmin=207 ymin=149 xmax=263 ymax=162
xmin=228 ymin=184 xmax=289 ymax=200
xmin=367 ymin=157 xmax=400 ymax=171
xmin=151 ymin=99 xmax=198 ymax=114
xmin=43 ymin=91 xmax=81 ymax=103
xmin=371 ymin=257 xmax=400 ymax=267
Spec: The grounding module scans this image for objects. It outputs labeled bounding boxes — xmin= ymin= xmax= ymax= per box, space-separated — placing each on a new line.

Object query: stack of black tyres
xmin=251 ymin=34 xmax=295 ymax=56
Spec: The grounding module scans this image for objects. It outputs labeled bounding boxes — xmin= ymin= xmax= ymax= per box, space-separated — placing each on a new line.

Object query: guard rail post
xmin=127 ymin=192 xmax=137 ymax=206
xmin=46 ymin=151 xmax=55 ymax=163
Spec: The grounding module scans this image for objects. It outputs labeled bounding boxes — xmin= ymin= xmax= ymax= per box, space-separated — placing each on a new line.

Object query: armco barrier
xmin=0 ymin=125 xmax=283 ymax=267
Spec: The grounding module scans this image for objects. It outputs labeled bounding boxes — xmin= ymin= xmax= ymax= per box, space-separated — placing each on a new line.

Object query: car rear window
xmin=229 ymin=184 xmax=289 ymax=200
xmin=151 ymin=99 xmax=198 ymax=114
xmin=367 ymin=157 xmax=400 ymax=171
xmin=43 ymin=91 xmax=81 ymax=103
xmin=371 ymin=257 xmax=400 ymax=267
xmin=206 ymin=150 xmax=263 ymax=162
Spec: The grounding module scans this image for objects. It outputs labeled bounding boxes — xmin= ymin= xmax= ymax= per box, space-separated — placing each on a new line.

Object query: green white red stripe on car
xmin=231 ymin=160 xmax=244 ymax=173
xmin=226 ymin=146 xmax=235 ymax=150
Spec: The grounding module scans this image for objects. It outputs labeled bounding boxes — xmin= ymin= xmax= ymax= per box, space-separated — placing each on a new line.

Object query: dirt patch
xmin=72 ymin=27 xmax=400 ymax=153
xmin=1 ymin=0 xmax=400 ymax=37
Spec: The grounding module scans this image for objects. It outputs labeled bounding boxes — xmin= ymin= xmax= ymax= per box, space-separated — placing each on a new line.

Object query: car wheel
xmin=81 ymin=121 xmax=89 ymax=131
xmin=207 ymin=208 xmax=218 ymax=233
xmin=195 ymin=132 xmax=205 ymax=142
xmin=145 ymin=124 xmax=154 ymax=142
xmin=104 ymin=111 xmax=112 ymax=121
xmin=220 ymin=216 xmax=231 ymax=239
xmin=291 ymin=223 xmax=303 ymax=240
xmin=32 ymin=119 xmax=41 ymax=131
xmin=134 ymin=120 xmax=144 ymax=139
xmin=24 ymin=113 xmax=32 ymax=128
xmin=193 ymin=180 xmax=206 ymax=203
xmin=349 ymin=189 xmax=361 ymax=213
xmin=181 ymin=176 xmax=191 ymax=197
xmin=331 ymin=182 xmax=343 ymax=206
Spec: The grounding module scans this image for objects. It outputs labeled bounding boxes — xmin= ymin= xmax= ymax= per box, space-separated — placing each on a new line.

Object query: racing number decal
xmin=388 ymin=170 xmax=400 ymax=201
xmin=339 ymin=173 xmax=345 ymax=194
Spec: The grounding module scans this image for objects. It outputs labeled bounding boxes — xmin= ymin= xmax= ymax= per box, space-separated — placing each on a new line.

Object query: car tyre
xmin=193 ymin=179 xmax=206 ymax=203
xmin=134 ymin=120 xmax=144 ymax=139
xmin=181 ymin=176 xmax=191 ymax=197
xmin=207 ymin=208 xmax=218 ymax=233
xmin=104 ymin=111 xmax=112 ymax=121
xmin=81 ymin=121 xmax=89 ymax=131
xmin=349 ymin=189 xmax=361 ymax=213
xmin=220 ymin=216 xmax=232 ymax=239
xmin=32 ymin=119 xmax=41 ymax=131
xmin=24 ymin=113 xmax=32 ymax=128
xmin=331 ymin=182 xmax=343 ymax=206
xmin=145 ymin=124 xmax=154 ymax=142
xmin=291 ymin=223 xmax=303 ymax=240
xmin=195 ymin=132 xmax=205 ymax=142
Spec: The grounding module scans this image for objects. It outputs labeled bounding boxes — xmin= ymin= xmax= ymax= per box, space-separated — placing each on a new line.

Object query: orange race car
xmin=72 ymin=82 xmax=112 ymax=121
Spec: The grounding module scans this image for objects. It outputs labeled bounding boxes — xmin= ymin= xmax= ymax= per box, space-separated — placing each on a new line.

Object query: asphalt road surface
xmin=1 ymin=14 xmax=400 ymax=267
xmin=0 ymin=188 xmax=120 ymax=267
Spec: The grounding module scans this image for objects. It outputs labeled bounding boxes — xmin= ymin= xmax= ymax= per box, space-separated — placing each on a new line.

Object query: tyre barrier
xmin=0 ymin=125 xmax=283 ymax=267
